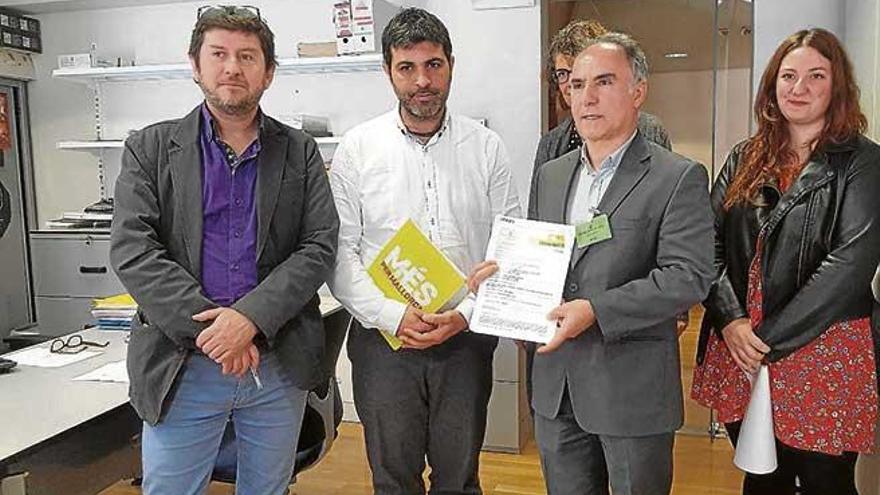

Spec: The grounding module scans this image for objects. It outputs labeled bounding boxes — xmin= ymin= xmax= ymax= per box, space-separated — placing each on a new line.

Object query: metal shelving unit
xmin=51 ymin=54 xmax=383 ymax=84
xmin=52 ymin=55 xmax=372 ymax=197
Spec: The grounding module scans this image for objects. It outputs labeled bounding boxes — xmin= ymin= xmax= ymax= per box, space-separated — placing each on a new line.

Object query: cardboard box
xmin=349 ymin=0 xmax=375 ymax=54
xmin=297 ymin=41 xmax=337 ymax=58
xmin=334 ymin=0 xmax=375 ymax=55
xmin=57 ymin=53 xmax=92 ymax=69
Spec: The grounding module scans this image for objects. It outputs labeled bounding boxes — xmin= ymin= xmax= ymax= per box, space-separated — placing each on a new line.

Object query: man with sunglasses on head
xmin=328 ymin=7 xmax=521 ymax=494
xmin=110 ymin=6 xmax=338 ymax=495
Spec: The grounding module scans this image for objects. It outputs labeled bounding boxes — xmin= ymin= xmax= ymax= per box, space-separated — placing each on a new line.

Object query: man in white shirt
xmin=328 ymin=7 xmax=522 ymax=494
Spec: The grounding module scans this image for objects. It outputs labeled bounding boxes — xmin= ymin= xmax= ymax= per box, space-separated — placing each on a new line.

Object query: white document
xmin=733 ymin=365 xmax=778 ymax=474
xmin=73 ymin=360 xmax=129 ymax=384
xmin=6 ymin=347 xmax=102 ymax=368
xmin=470 ymin=216 xmax=575 ymax=343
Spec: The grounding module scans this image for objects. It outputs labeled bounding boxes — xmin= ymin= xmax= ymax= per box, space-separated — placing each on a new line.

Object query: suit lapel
xmin=571 ymin=133 xmax=652 ymax=268
xmin=168 ymin=107 xmax=204 ymax=278
xmin=552 ymin=149 xmax=581 ymax=225
xmin=255 ymin=120 xmax=286 ymax=261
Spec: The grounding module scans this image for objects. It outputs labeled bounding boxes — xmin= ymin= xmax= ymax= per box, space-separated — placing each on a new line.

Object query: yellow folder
xmin=367 ymin=219 xmax=467 ymax=350
xmin=92 ymin=293 xmax=137 ymax=309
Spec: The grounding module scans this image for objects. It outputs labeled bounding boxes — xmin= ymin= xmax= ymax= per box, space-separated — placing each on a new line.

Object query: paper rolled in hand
xmin=733 ymin=364 xmax=777 ymax=474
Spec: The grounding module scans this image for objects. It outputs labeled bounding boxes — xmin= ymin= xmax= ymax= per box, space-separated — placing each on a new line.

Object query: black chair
xmin=211 ymin=308 xmax=351 ymax=484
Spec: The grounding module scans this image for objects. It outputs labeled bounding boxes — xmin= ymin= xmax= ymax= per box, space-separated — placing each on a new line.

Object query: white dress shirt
xmin=567 ymin=130 xmax=638 ymax=226
xmin=328 ymin=107 xmax=523 ymax=333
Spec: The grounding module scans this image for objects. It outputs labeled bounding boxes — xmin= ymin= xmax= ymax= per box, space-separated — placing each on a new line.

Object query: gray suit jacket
xmin=110 ymin=106 xmax=339 ymax=425
xmin=530 ymin=113 xmax=670 ymax=216
xmin=530 ymin=132 xmax=714 ymax=436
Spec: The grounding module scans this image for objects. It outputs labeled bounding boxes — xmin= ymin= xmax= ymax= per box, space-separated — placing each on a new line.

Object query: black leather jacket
xmin=697 ymin=135 xmax=880 ymax=364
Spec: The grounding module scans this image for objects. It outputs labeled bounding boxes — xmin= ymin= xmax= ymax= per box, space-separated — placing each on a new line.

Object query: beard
xmin=200 ymin=81 xmax=264 ymax=116
xmin=395 ymin=87 xmax=449 ymax=122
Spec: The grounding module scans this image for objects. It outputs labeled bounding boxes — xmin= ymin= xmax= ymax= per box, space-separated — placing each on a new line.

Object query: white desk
xmin=0 ymin=328 xmax=129 ymax=463
xmin=0 ymin=293 xmax=346 ymax=495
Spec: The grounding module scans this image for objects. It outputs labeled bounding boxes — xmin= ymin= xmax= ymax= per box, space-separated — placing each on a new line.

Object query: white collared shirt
xmin=567 ymin=130 xmax=638 ymax=226
xmin=328 ymin=107 xmax=523 ymax=332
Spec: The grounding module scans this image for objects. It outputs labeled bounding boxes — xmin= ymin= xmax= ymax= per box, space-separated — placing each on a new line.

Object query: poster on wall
xmin=0 ymin=92 xmax=9 ymax=151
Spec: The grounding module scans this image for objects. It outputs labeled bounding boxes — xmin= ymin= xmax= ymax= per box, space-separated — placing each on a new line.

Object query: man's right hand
xmin=220 ymin=343 xmax=260 ymax=377
xmin=720 ymin=318 xmax=769 ymax=375
xmin=396 ymin=306 xmax=436 ymax=347
xmin=467 ymin=260 xmax=499 ymax=294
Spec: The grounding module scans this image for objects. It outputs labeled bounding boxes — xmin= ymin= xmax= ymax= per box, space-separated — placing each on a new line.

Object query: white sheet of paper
xmin=73 ymin=360 xmax=129 ymax=384
xmin=470 ymin=215 xmax=575 ymax=343
xmin=6 ymin=347 xmax=102 ymax=368
xmin=733 ymin=365 xmax=778 ymax=474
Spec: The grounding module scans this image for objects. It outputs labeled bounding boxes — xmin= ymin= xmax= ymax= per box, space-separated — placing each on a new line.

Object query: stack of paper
xmin=45 ymin=211 xmax=112 ymax=230
xmin=73 ymin=360 xmax=129 ymax=383
xmin=91 ymin=293 xmax=137 ymax=331
xmin=8 ymin=346 xmax=101 ymax=368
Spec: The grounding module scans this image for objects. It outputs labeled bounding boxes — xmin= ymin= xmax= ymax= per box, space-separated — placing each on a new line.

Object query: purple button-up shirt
xmin=199 ymin=104 xmax=261 ymax=307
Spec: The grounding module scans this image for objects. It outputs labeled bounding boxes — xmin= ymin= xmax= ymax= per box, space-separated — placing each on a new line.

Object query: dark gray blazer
xmin=530 ymin=132 xmax=714 ymax=436
xmin=530 ymin=113 xmax=670 ymax=217
xmin=110 ymin=106 xmax=339 ymax=425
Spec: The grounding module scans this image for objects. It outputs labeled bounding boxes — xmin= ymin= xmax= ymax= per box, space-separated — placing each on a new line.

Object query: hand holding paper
xmin=470 ymin=216 xmax=575 ymax=343
xmin=467 ymin=260 xmax=499 ymax=294
xmin=721 ymin=318 xmax=770 ymax=374
xmin=538 ymin=299 xmax=596 ymax=354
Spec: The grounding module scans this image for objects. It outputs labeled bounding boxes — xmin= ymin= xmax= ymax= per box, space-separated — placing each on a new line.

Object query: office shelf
xmin=57 ymin=140 xmax=124 ymax=150
xmin=52 ymin=54 xmax=383 ymax=84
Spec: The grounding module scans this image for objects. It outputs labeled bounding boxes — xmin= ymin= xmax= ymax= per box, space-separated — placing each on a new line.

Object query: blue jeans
xmin=141 ymin=351 xmax=308 ymax=495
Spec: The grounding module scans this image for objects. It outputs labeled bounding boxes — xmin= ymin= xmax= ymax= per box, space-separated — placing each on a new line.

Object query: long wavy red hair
xmin=724 ymin=28 xmax=866 ymax=208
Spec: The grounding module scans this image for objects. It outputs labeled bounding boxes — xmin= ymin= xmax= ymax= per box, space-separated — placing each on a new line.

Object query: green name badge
xmin=576 ymin=214 xmax=612 ymax=248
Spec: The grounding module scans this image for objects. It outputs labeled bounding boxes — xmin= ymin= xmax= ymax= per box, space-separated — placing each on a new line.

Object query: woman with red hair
xmin=692 ymin=28 xmax=880 ymax=494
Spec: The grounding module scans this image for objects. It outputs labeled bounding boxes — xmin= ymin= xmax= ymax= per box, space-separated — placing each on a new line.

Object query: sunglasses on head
xmin=197 ymin=5 xmax=261 ymax=20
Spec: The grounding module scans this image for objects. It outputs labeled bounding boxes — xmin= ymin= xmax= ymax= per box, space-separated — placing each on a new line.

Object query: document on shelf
xmin=470 ymin=215 xmax=575 ymax=344
xmin=73 ymin=360 xmax=129 ymax=384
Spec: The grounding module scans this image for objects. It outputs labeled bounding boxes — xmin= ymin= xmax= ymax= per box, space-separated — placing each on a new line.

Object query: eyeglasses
xmin=49 ymin=334 xmax=110 ymax=354
xmin=197 ymin=5 xmax=261 ymax=20
xmin=553 ymin=68 xmax=572 ymax=85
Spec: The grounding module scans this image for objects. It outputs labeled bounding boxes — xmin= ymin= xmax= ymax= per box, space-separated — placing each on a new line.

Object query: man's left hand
xmin=538 ymin=299 xmax=595 ymax=354
xmin=193 ymin=307 xmax=259 ymax=362
xmin=400 ymin=310 xmax=468 ymax=350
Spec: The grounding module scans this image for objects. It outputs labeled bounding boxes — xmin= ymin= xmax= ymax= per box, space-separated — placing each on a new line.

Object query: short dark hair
xmin=188 ymin=6 xmax=277 ymax=69
xmin=381 ymin=7 xmax=452 ymax=67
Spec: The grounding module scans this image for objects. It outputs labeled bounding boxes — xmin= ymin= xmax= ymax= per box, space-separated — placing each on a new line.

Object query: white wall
xmin=752 ymin=0 xmax=879 ymax=140
xmin=753 ymin=0 xmax=845 ymax=94
xmin=846 ymin=0 xmax=880 ymax=139
xmin=30 ymin=0 xmax=541 ymax=225
xmin=642 ymin=68 xmax=752 ymax=176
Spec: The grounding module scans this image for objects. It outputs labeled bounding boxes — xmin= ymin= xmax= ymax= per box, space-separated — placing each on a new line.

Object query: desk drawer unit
xmin=30 ymin=233 xmax=124 ymax=298
xmin=33 ymin=296 xmax=96 ymax=336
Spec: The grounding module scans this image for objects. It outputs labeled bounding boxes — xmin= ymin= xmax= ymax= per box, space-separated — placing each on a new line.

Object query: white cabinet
xmin=30 ymin=232 xmax=125 ymax=336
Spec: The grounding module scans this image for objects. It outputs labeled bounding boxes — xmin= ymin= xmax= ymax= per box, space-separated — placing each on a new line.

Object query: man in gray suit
xmin=529 ymin=33 xmax=713 ymax=494
xmin=110 ymin=7 xmax=338 ymax=495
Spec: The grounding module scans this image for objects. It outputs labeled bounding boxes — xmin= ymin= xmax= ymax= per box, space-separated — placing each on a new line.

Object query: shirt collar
xmin=394 ymin=103 xmax=451 ymax=146
xmin=200 ymin=102 xmax=265 ymax=143
xmin=580 ymin=129 xmax=639 ymax=175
